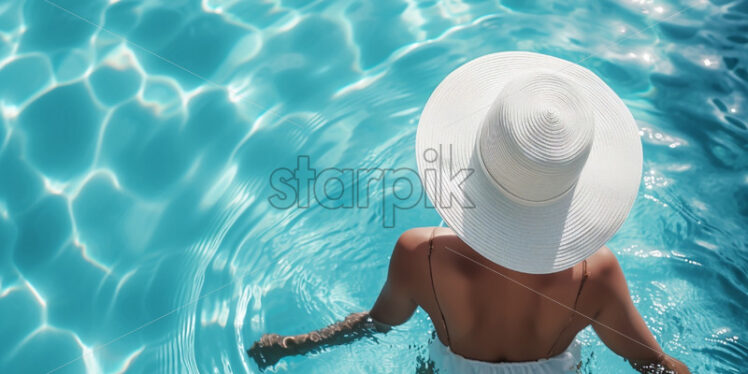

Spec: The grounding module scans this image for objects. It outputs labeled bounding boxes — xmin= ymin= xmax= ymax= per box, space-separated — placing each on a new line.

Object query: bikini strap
xmin=427 ymin=227 xmax=452 ymax=346
xmin=547 ymin=259 xmax=589 ymax=356
xmin=573 ymin=259 xmax=589 ymax=310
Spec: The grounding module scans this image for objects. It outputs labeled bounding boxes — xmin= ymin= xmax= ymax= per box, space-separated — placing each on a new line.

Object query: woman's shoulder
xmin=383 ymin=228 xmax=440 ymax=293
xmin=586 ymin=246 xmax=624 ymax=280
xmin=389 ymin=227 xmax=444 ymax=270
xmin=397 ymin=227 xmax=437 ymax=247
xmin=395 ymin=227 xmax=458 ymax=251
xmin=582 ymin=246 xmax=629 ymax=306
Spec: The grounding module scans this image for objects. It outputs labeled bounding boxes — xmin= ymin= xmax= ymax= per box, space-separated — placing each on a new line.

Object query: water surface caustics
xmin=0 ymin=0 xmax=746 ymax=373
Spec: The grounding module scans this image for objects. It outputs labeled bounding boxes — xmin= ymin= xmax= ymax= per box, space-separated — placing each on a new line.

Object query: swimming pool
xmin=0 ymin=0 xmax=746 ymax=372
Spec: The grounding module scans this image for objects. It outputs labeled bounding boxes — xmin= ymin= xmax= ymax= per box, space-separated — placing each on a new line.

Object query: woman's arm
xmin=248 ymin=312 xmax=389 ymax=369
xmin=591 ymin=249 xmax=690 ymax=373
xmin=248 ymin=231 xmax=423 ymax=369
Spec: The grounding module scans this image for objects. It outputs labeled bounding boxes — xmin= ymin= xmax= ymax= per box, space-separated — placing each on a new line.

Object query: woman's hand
xmin=248 ymin=333 xmax=300 ymax=369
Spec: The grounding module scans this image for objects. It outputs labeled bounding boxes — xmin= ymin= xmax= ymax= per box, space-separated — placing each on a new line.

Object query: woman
xmin=249 ymin=52 xmax=690 ymax=373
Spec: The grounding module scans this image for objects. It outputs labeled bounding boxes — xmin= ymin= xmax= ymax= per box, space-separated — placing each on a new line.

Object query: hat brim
xmin=416 ymin=52 xmax=642 ymax=274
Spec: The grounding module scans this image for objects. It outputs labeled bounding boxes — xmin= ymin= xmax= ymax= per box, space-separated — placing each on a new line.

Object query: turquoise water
xmin=0 ymin=0 xmax=746 ymax=372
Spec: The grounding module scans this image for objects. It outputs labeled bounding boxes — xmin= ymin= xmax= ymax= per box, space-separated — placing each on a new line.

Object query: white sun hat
xmin=416 ymin=51 xmax=642 ymax=274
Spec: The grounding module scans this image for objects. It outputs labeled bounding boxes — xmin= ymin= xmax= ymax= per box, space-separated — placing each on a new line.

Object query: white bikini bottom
xmin=428 ymin=339 xmax=581 ymax=374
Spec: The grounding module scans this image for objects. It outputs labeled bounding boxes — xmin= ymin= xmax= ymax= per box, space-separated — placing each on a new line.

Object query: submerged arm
xmin=248 ymin=312 xmax=389 ymax=369
xmin=249 ymin=231 xmax=422 ymax=369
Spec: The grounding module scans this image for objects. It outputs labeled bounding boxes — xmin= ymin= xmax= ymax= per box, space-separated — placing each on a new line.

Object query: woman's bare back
xmin=372 ymin=227 xmax=690 ymax=371
xmin=414 ymin=227 xmax=592 ymax=362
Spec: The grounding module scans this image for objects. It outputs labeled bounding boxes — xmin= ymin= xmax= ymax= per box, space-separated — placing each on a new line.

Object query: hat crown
xmin=478 ymin=71 xmax=595 ymax=204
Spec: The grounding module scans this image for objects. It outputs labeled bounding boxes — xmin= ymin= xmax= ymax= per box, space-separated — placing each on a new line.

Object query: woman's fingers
xmin=248 ymin=334 xmax=292 ymax=369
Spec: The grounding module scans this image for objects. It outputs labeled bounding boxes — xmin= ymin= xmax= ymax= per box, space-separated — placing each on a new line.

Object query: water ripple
xmin=0 ymin=0 xmax=746 ymax=373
